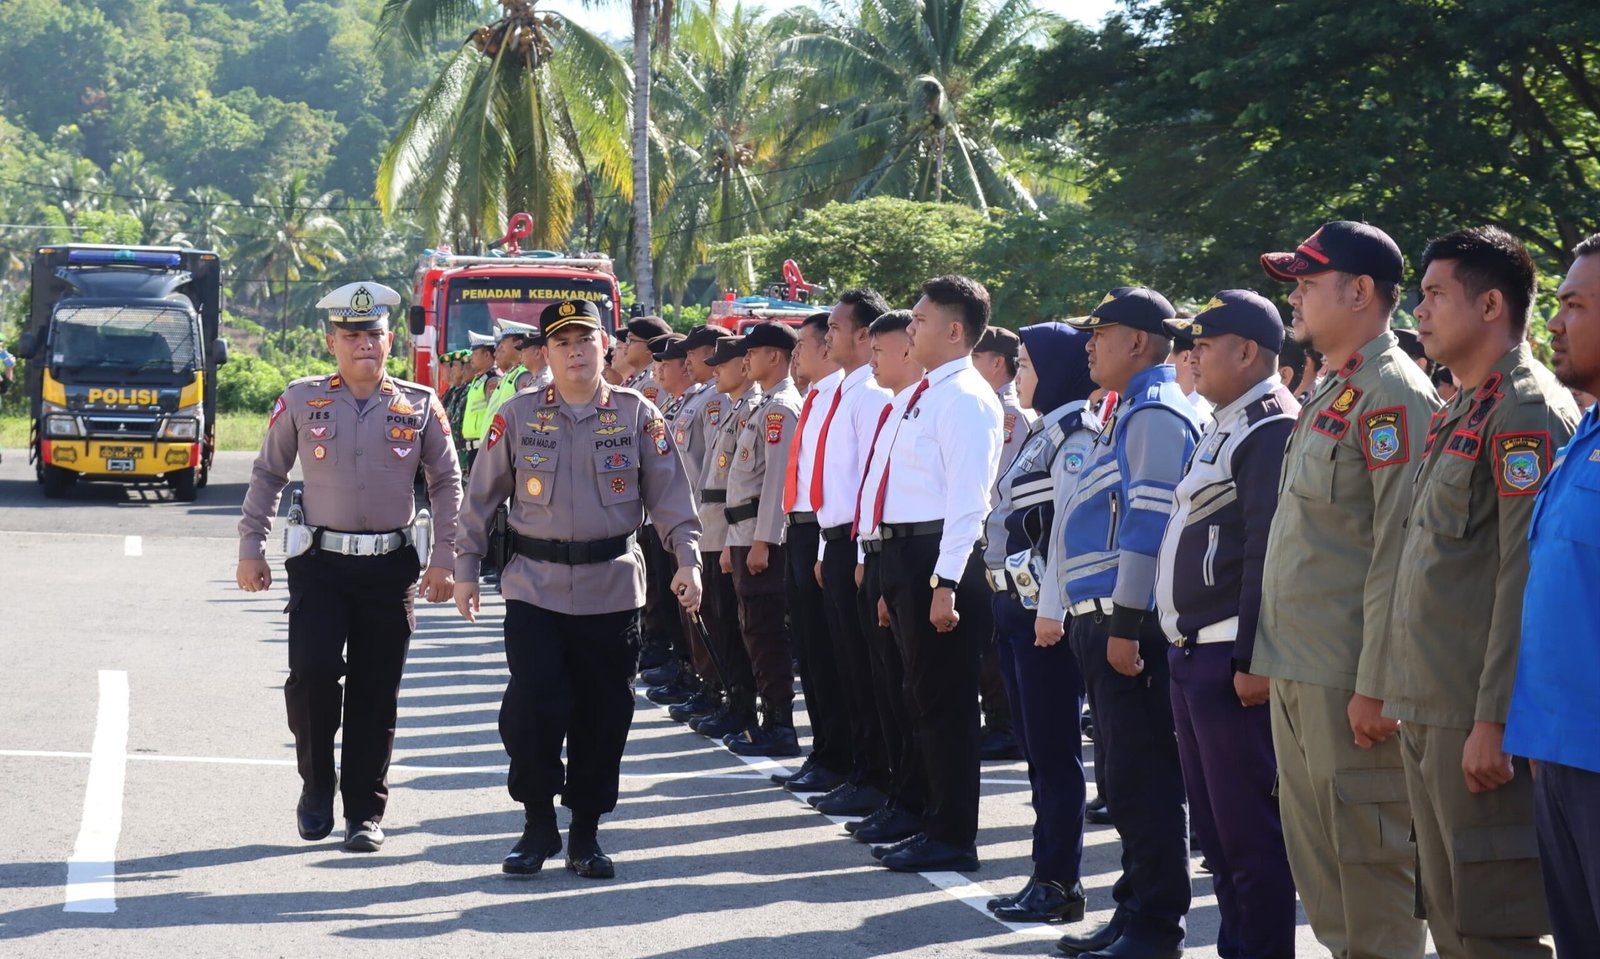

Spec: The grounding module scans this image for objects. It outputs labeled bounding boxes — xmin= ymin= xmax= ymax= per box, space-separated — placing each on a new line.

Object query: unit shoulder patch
xmin=1492 ymin=431 xmax=1549 ymax=496
xmin=269 ymin=395 xmax=287 ymax=429
xmin=765 ymin=411 xmax=786 ymax=445
xmin=1361 ymin=406 xmax=1409 ymax=470
xmin=645 ymin=417 xmax=670 ymax=455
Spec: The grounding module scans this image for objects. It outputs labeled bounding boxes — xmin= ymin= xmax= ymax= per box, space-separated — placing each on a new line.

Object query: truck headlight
xmin=45 ymin=413 xmax=83 ymax=438
xmin=160 ymin=406 xmax=203 ymax=441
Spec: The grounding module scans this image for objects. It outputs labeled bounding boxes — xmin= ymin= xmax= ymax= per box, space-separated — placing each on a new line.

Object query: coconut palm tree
xmin=230 ymin=174 xmax=348 ymax=346
xmin=777 ymin=0 xmax=1046 ymax=214
xmin=375 ymin=0 xmax=633 ymax=253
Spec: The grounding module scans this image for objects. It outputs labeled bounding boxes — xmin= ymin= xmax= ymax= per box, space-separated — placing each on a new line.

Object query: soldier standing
xmin=454 ymin=298 xmax=702 ymax=880
xmin=720 ymin=322 xmax=804 ymax=756
xmin=1252 ymin=221 xmax=1440 ymax=959
xmin=237 ymin=281 xmax=461 ymax=852
xmin=1389 ymin=228 xmax=1574 ymax=957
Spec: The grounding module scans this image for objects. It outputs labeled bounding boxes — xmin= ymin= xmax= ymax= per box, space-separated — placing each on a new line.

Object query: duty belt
xmin=879 ymin=520 xmax=944 ymax=541
xmin=820 ymin=523 xmax=853 ymax=543
xmin=702 ymin=489 xmax=728 ymax=504
xmin=1069 ymin=597 xmax=1115 ymax=618
xmin=724 ymin=498 xmax=761 ymax=524
xmin=786 ymin=511 xmax=818 ymax=527
xmin=1171 ymin=616 xmax=1239 ymax=648
xmin=316 ymin=528 xmax=410 ymax=557
xmin=509 ymin=529 xmax=637 ymax=565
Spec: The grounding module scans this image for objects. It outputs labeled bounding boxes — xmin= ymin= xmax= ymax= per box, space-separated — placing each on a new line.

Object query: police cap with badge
xmin=650 ymin=332 xmax=688 ymax=361
xmin=1066 ymin=286 xmax=1178 ymax=335
xmin=316 ymin=281 xmax=402 ymax=331
xmin=540 ymin=298 xmax=604 ymax=337
xmin=1164 ymin=289 xmax=1285 ymax=354
xmin=1260 ymin=220 xmax=1405 ymax=285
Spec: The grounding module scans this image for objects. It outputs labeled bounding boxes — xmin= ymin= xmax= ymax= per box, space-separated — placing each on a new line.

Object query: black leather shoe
xmin=724 ymin=722 xmax=801 ymax=758
xmin=1078 ymin=936 xmax=1181 ymax=959
xmin=502 ymin=819 xmax=562 ymax=875
xmin=637 ymin=642 xmax=671 ymax=672
xmin=785 ymin=765 xmax=847 ymax=794
xmin=296 ymin=788 xmax=334 ymax=841
xmin=565 ymin=841 xmax=615 ymax=880
xmin=845 ymin=803 xmax=891 ymax=834
xmin=1085 ymin=803 xmax=1114 ymax=826
xmin=343 ymin=819 xmax=384 ymax=852
xmin=880 ymin=837 xmax=978 ymax=873
xmin=987 ymin=876 xmax=1036 ymax=911
xmin=815 ymin=783 xmax=889 ymax=816
xmin=993 ymin=879 xmax=1087 ymax=923
xmin=979 ymin=728 xmax=1022 ymax=761
xmin=771 ymin=754 xmax=816 ymax=786
xmin=645 ymin=679 xmax=695 ymax=706
xmin=640 ymin=660 xmax=681 ymax=687
xmin=669 ymin=690 xmax=719 ymax=723
xmin=871 ymin=832 xmax=925 ymax=861
xmin=1057 ymin=920 xmax=1122 ymax=956
xmin=852 ymin=806 xmax=921 ymax=845
xmin=693 ymin=707 xmax=755 ymax=739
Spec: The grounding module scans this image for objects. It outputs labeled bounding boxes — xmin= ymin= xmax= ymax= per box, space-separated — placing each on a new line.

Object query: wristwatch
xmin=929 ymin=574 xmax=959 ymax=591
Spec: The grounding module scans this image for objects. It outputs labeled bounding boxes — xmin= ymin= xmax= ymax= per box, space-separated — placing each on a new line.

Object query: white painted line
xmin=64 ymin=670 xmax=129 ymax=914
xmin=123 ymin=536 xmax=142 ymax=557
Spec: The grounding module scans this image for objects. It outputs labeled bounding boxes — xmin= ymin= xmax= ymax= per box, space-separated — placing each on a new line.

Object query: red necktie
xmin=808 ymin=386 xmax=846 ymax=509
xmin=869 ymin=377 xmax=930 ymax=531
xmin=782 ymin=388 xmax=819 ymax=513
xmin=852 ymin=401 xmax=897 ymax=537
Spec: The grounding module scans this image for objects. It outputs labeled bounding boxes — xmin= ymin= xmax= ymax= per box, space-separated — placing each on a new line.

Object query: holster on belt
xmin=284 ymin=489 xmax=313 ymax=559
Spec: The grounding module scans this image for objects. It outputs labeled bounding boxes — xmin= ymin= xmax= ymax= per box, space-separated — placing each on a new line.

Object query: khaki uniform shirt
xmin=672 ymin=381 xmax=716 ymax=487
xmin=625 ymin=369 xmax=663 ymax=408
xmin=700 ymin=388 xmax=758 ymax=553
xmin=454 ymin=383 xmax=701 ymax=615
xmin=725 ymin=378 xmax=802 ymax=548
xmin=1386 ymin=344 xmax=1579 ymax=729
xmin=1253 ymin=331 xmax=1443 ymax=697
xmin=239 ymin=374 xmax=461 ymax=567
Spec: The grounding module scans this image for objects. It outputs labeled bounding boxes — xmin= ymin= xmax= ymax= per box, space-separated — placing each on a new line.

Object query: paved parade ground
xmin=0 ymin=450 xmax=1350 ymax=957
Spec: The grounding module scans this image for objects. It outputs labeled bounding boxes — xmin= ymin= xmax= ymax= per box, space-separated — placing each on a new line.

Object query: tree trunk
xmin=631 ymin=0 xmax=655 ymax=311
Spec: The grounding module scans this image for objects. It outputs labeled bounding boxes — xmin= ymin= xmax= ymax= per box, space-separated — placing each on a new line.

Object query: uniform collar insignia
xmin=1474 ymin=372 xmax=1504 ymax=401
xmin=1338 ymin=353 xmax=1364 ymax=378
xmin=544 ymin=387 xmax=556 ymax=404
xmin=327 ymin=375 xmax=343 ymax=391
xmin=380 ymin=379 xmax=397 ymax=395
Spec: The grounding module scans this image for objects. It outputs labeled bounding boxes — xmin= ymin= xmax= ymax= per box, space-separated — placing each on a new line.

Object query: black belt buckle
xmin=820 ymin=523 xmax=852 ymax=543
xmin=787 ymin=511 xmax=818 ymax=527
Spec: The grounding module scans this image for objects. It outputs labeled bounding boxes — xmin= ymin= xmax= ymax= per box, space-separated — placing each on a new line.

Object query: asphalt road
xmin=0 ymin=449 xmax=1351 ymax=957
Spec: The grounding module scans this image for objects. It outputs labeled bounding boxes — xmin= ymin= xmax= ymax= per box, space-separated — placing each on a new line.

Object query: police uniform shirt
xmin=671 ymin=381 xmax=716 ymax=486
xmin=521 ymin=365 xmax=553 ymax=392
xmin=725 ymin=378 xmax=803 ymax=548
xmin=625 ymin=369 xmax=663 ymax=408
xmin=880 ymin=356 xmax=1004 ymax=581
xmin=791 ymin=370 xmax=844 ymax=515
xmin=1252 ymin=330 xmax=1443 ymax=698
xmin=454 ymin=383 xmax=702 ymax=615
xmin=1154 ymin=376 xmax=1299 ymax=654
xmin=240 ymin=374 xmax=462 ymax=567
xmin=1036 ymin=410 xmax=1101 ymax=623
xmin=814 ymin=364 xmax=894 ymax=557
xmin=699 ymin=388 xmax=759 ymax=553
xmin=1387 ymin=343 xmax=1579 ymax=729
xmin=985 ymin=399 xmax=1097 ymax=572
xmin=855 ymin=384 xmax=917 ymax=558
xmin=993 ymin=381 xmax=1036 ymax=497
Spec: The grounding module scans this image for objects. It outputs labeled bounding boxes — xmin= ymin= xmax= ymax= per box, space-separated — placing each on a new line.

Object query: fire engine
xmin=708 ymin=259 xmax=827 ymax=334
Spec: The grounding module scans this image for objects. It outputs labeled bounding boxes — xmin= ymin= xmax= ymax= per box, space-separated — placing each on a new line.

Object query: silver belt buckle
xmin=986 ymin=569 xmax=1007 ymax=593
xmin=355 ymin=534 xmax=380 ymax=556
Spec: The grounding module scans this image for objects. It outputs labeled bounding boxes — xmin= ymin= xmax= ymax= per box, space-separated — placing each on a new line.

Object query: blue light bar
xmin=67 ymin=250 xmax=182 ymax=267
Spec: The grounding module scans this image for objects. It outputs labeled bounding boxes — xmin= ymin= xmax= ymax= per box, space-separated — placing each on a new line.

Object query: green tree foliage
xmin=216 ymin=355 xmax=288 ymax=413
xmin=1000 ymin=0 xmax=1600 ymax=296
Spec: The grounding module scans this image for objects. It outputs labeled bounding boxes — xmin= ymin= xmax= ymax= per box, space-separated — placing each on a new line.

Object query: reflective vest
xmin=462 ymin=373 xmax=493 ymax=440
xmin=485 ymin=364 xmax=527 ymax=419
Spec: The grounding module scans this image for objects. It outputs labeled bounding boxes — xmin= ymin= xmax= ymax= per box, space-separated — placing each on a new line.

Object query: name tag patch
xmin=1311 ymin=410 xmax=1350 ymax=440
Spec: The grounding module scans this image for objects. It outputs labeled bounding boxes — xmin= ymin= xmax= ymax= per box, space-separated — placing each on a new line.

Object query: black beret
xmin=738 ymin=321 xmax=799 ymax=353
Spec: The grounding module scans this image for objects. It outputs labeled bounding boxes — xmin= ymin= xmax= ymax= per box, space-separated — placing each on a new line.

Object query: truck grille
xmin=85 ymin=414 xmax=159 ymax=438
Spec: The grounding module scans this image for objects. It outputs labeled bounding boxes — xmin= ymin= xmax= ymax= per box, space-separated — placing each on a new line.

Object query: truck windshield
xmin=51 ymin=303 xmax=200 ymax=374
xmin=442 ymin=275 xmax=616 ymax=351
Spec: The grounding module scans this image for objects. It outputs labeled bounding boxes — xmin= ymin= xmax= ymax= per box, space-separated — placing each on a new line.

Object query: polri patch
xmin=269 ymin=395 xmax=286 ymax=429
xmin=1494 ymin=432 xmax=1548 ymax=496
xmin=645 ymin=417 xmax=670 ymax=455
xmin=643 ymin=387 xmax=659 ymax=404
xmin=1361 ymin=407 xmax=1409 ymax=469
xmin=431 ymin=396 xmax=451 ymax=437
xmin=766 ymin=412 xmax=786 ymax=445
xmin=486 ymin=414 xmax=506 ymax=450
xmin=707 ymin=401 xmax=722 ymax=426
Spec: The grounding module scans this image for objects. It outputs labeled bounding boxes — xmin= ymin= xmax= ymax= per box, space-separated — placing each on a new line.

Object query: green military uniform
xmin=1387 ymin=342 xmax=1576 ymax=957
xmin=1254 ymin=329 xmax=1441 ymax=959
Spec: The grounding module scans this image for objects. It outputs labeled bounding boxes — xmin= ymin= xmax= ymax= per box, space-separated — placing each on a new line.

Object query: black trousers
xmin=879 ymin=535 xmax=989 ymax=847
xmin=859 ymin=553 xmax=925 ymax=814
xmin=501 ymin=602 xmax=639 ymax=816
xmin=284 ymin=548 xmax=419 ymax=823
xmin=785 ymin=522 xmax=847 ymax=772
xmin=700 ymin=550 xmax=753 ymax=698
xmin=822 ymin=536 xmax=890 ymax=790
xmin=1069 ymin=611 xmax=1190 ymax=950
xmin=640 ymin=526 xmax=686 ymax=659
xmin=727 ymin=544 xmax=793 ymax=714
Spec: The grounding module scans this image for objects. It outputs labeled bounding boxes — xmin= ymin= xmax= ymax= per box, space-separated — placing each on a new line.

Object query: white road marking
xmin=123 ymin=536 xmax=141 ymax=556
xmin=63 ymin=670 xmax=129 ymax=914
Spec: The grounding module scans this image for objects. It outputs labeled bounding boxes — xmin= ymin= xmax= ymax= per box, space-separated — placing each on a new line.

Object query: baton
xmin=688 ymin=612 xmax=730 ymax=690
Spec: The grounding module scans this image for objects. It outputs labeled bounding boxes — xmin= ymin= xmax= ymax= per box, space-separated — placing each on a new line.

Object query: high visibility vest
xmin=485 ymin=364 xmax=527 ymax=419
xmin=462 ymin=373 xmax=493 ymax=440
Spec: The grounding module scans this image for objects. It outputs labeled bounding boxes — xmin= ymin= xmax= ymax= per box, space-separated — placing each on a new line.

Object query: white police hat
xmin=316 ymin=281 xmax=401 ymax=330
xmin=468 ymin=330 xmax=496 ymax=350
xmin=496 ymin=319 xmax=538 ymax=344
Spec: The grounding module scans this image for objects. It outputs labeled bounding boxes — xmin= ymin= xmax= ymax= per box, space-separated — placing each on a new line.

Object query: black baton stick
xmin=687 ymin=611 xmax=730 ymax=691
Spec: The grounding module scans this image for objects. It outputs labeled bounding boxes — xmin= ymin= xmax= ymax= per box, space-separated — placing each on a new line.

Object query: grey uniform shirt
xmin=725 ymin=378 xmax=803 ymax=548
xmin=239 ymin=373 xmax=461 ymax=567
xmin=993 ymin=382 xmax=1035 ymax=500
xmin=671 ymin=381 xmax=717 ymax=489
xmin=699 ymin=388 xmax=758 ymax=553
xmin=454 ymin=383 xmax=702 ymax=615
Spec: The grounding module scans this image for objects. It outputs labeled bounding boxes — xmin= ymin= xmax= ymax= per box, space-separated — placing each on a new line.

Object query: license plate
xmin=106 ymin=458 xmax=135 ymax=472
xmin=101 ymin=445 xmax=144 ymax=459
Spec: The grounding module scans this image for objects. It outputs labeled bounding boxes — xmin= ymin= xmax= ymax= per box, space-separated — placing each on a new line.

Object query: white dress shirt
xmin=879 ymin=356 xmax=1004 ymax=581
xmin=855 ymin=382 xmax=916 ymax=559
xmin=815 ymin=364 xmax=893 ymax=557
xmin=790 ymin=368 xmax=843 ymax=514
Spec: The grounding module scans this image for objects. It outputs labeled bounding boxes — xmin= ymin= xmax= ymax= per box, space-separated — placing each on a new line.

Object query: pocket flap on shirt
xmin=1332 ymin=767 xmax=1410 ymax=805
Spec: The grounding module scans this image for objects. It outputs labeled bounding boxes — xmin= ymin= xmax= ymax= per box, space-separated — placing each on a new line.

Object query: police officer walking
xmin=454 ymin=299 xmax=703 ymax=880
xmin=237 ymin=281 xmax=461 ymax=852
xmin=1389 ymin=227 xmax=1575 ymax=957
xmin=1056 ymin=287 xmax=1198 ymax=959
xmin=1252 ymin=221 xmax=1440 ymax=959
xmin=1157 ymin=291 xmax=1300 ymax=959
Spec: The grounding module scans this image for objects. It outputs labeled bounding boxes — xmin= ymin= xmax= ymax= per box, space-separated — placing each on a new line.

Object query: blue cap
xmin=1066 ymin=287 xmax=1177 ymax=336
xmin=1166 ymin=290 xmax=1285 ymax=354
